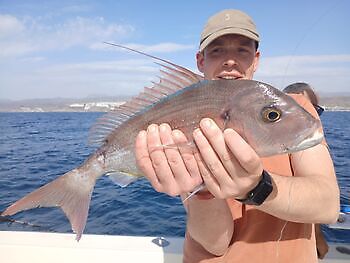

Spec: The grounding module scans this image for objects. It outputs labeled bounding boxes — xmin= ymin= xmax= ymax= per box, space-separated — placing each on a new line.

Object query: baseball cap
xmin=199 ymin=9 xmax=260 ymax=52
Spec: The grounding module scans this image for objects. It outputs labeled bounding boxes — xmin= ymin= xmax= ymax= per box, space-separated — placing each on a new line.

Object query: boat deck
xmin=1 ymin=231 xmax=349 ymax=262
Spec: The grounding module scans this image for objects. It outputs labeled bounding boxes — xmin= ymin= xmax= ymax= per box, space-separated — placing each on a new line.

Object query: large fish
xmin=1 ymin=45 xmax=323 ymax=240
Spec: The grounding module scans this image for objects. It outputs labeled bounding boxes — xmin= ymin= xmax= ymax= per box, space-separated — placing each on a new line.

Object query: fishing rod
xmin=0 ymin=214 xmax=41 ymax=228
xmin=0 ymin=213 xmax=63 ymax=234
xmin=281 ymin=0 xmax=341 ymax=87
xmin=328 ymin=204 xmax=350 ymax=230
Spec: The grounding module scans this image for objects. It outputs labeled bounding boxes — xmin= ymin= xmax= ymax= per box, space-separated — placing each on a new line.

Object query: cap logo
xmin=225 ymin=13 xmax=230 ymax=21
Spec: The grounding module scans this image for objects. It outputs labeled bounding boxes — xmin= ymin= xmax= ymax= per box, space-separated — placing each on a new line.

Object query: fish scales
xmin=100 ymin=80 xmax=235 ymax=177
xmin=108 ymin=80 xmax=232 ymax=151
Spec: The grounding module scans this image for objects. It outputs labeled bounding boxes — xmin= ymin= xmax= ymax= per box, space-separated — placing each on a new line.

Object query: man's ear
xmin=196 ymin=51 xmax=204 ymax=73
xmin=253 ymin=51 xmax=260 ymax=73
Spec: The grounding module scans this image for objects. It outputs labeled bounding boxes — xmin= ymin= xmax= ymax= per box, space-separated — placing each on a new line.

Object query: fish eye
xmin=262 ymin=107 xmax=282 ymax=123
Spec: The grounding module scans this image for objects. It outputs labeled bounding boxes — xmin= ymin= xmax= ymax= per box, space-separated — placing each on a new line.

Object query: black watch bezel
xmin=236 ymin=170 xmax=273 ymax=206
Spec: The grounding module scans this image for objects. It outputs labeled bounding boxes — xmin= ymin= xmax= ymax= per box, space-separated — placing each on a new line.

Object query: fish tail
xmin=2 ymin=159 xmax=103 ymax=241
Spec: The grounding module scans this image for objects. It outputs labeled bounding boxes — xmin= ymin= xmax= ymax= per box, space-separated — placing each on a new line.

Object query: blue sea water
xmin=0 ymin=112 xmax=349 ymax=243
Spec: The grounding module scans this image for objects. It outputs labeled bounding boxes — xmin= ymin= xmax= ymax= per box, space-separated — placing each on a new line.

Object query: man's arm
xmin=183 ymin=196 xmax=234 ymax=256
xmin=259 ymin=144 xmax=339 ymax=223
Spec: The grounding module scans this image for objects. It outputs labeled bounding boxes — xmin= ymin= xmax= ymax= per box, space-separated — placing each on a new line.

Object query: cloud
xmin=59 ymin=4 xmax=93 ymax=13
xmin=92 ymin=42 xmax=195 ymax=53
xmin=120 ymin=43 xmax=195 ymax=53
xmin=0 ymin=14 xmax=135 ymax=57
xmin=0 ymin=13 xmax=197 ymax=100
xmin=19 ymin=56 xmax=46 ymax=63
xmin=258 ymin=54 xmax=350 ymax=77
xmin=0 ymin=14 xmax=24 ymax=37
xmin=256 ymin=54 xmax=350 ymax=92
xmin=51 ymin=17 xmax=134 ymax=49
xmin=38 ymin=59 xmax=157 ymax=75
xmin=0 ymin=58 xmax=160 ymax=100
xmin=1 ymin=53 xmax=349 ymax=100
xmin=1 ymin=14 xmax=348 ymax=100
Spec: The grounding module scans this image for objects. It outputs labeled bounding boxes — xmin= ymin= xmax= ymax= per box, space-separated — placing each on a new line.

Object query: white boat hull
xmin=1 ymin=231 xmax=183 ymax=263
xmin=1 ymin=231 xmax=349 ymax=262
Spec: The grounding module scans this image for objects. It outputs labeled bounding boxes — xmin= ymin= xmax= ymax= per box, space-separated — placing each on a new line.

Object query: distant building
xmin=69 ymin=102 xmax=125 ymax=111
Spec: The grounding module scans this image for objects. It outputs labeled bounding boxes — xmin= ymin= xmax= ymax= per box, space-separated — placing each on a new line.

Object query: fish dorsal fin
xmin=103 ymin=42 xmax=204 ymax=82
xmin=88 ymin=47 xmax=204 ymax=146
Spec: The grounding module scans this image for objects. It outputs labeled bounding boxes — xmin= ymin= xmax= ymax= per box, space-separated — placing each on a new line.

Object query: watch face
xmin=237 ymin=170 xmax=273 ymax=205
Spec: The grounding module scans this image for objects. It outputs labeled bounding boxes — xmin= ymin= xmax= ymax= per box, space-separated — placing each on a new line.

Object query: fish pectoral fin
xmin=151 ymin=141 xmax=196 ymax=152
xmin=107 ymin=172 xmax=140 ymax=188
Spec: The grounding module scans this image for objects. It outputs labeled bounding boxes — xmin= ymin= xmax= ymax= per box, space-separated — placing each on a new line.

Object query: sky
xmin=0 ymin=0 xmax=349 ymax=100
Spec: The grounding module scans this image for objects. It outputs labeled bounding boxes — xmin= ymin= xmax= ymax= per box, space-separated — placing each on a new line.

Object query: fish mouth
xmin=287 ymin=128 xmax=324 ymax=153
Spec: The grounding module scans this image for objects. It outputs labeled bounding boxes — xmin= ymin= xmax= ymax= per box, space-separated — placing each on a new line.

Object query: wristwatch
xmin=236 ymin=170 xmax=273 ymax=206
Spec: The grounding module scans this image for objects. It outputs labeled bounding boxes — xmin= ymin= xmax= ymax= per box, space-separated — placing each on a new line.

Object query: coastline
xmin=1 ymin=96 xmax=350 ymax=113
xmin=0 ymin=101 xmax=125 ymax=113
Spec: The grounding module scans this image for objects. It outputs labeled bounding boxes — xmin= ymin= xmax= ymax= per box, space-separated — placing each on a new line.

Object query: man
xmin=135 ymin=10 xmax=339 ymax=262
xmin=283 ymin=82 xmax=325 ymax=116
xmin=284 ymin=82 xmax=329 ymax=259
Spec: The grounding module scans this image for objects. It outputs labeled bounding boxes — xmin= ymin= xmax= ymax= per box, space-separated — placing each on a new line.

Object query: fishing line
xmin=274 ymin=149 xmax=307 ymax=262
xmin=281 ymin=0 xmax=341 ymax=88
xmin=275 ymin=177 xmax=294 ymax=262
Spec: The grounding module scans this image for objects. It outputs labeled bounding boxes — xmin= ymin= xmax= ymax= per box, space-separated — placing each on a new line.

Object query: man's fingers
xmin=223 ymin=128 xmax=262 ymax=174
xmin=146 ymin=124 xmax=176 ymax=191
xmin=159 ymin=124 xmax=192 ymax=191
xmin=192 ymin=147 xmax=221 ymax=196
xmin=198 ymin=118 xmax=240 ymax=177
xmin=172 ymin=129 xmax=202 ymax=186
xmin=135 ymin=130 xmax=161 ymax=190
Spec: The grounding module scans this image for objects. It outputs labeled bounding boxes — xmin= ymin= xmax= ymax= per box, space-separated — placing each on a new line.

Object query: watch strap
xmin=236 ymin=170 xmax=273 ymax=206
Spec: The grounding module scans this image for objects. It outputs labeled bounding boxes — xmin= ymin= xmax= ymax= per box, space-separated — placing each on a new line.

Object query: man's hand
xmin=135 ymin=119 xmax=264 ymax=200
xmin=193 ymin=118 xmax=264 ymax=199
xmin=135 ymin=123 xmax=202 ymax=196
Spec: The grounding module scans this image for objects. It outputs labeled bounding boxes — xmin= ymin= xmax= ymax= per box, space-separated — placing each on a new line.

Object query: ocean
xmin=0 ymin=112 xmax=349 ymax=243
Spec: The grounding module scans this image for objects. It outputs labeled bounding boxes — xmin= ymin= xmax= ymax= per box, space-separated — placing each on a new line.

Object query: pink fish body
xmin=2 ymin=48 xmax=323 ymax=240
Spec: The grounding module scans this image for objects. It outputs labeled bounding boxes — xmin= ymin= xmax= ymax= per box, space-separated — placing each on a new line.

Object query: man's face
xmin=196 ymin=34 xmax=260 ymax=80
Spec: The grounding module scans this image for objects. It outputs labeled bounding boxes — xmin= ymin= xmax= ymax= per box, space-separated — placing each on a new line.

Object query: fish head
xmin=223 ymin=80 xmax=323 ymax=157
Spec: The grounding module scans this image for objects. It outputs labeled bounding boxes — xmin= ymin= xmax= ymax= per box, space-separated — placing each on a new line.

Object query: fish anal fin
xmin=107 ymin=171 xmax=140 ymax=187
xmin=183 ymin=184 xmax=206 ymax=202
xmin=2 ymin=169 xmax=97 ymax=241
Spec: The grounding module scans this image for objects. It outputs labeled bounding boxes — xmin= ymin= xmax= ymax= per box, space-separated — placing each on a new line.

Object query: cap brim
xmin=199 ymin=27 xmax=259 ymax=52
